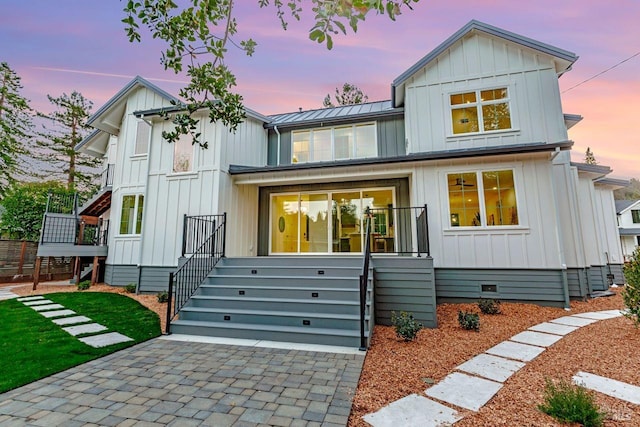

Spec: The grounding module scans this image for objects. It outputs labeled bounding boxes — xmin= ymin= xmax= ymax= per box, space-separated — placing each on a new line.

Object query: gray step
xmin=188 ymin=295 xmax=361 ymax=315
xmin=170 ymin=319 xmax=366 ymax=347
xmin=179 ymin=306 xmax=368 ymax=330
xmin=206 ymin=275 xmax=363 ymax=289
xmin=212 ymin=265 xmax=362 ymax=278
xmin=197 ymin=284 xmax=360 ymax=301
xmin=220 ymin=256 xmax=363 ymax=268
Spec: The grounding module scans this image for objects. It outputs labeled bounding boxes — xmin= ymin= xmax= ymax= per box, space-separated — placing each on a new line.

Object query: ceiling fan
xmin=453 ymin=178 xmax=474 ymax=187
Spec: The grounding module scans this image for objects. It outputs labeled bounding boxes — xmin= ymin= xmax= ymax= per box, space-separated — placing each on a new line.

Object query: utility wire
xmin=562 ymin=50 xmax=640 ymax=93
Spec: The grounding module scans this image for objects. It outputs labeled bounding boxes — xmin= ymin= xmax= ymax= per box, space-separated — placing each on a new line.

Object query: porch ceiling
xmin=79 ymin=190 xmax=112 ymax=217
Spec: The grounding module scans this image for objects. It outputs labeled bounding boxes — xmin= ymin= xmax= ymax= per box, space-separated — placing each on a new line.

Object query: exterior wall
xmin=618 ymin=202 xmax=640 ymax=228
xmin=576 ymin=175 xmax=605 ymax=266
xmin=588 ymin=266 xmax=607 ymax=292
xmin=104 ymin=264 xmax=138 ymax=286
xmin=566 ymin=268 xmax=589 ymax=299
xmin=139 ymin=266 xmax=176 ymax=293
xmin=608 ymin=264 xmax=625 ymax=285
xmin=621 ymin=235 xmax=638 ymax=261
xmin=404 ymin=32 xmax=568 ymax=155
xmin=593 ymin=185 xmax=624 ymax=265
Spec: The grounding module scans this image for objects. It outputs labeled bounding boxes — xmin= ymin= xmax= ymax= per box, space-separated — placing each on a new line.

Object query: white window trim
xmin=132 ymin=120 xmax=152 ymax=157
xmin=291 ymin=122 xmax=378 ymax=164
xmin=446 ymin=85 xmax=518 ymax=138
xmin=117 ymin=193 xmax=144 ymax=236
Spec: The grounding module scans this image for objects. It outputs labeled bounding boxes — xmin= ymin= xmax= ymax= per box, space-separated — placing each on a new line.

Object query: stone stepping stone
xmin=0 ymin=291 xmax=18 ymax=301
xmin=486 ymin=340 xmax=545 ymax=362
xmin=573 ymin=372 xmax=640 ymax=405
xmin=22 ymin=299 xmax=54 ymax=306
xmin=363 ymin=394 xmax=462 ymax=427
xmin=79 ymin=332 xmax=133 ymax=348
xmin=529 ymin=322 xmax=579 ymax=336
xmin=17 ymin=296 xmax=44 ymax=302
xmin=53 ymin=316 xmax=92 ymax=326
xmin=62 ymin=323 xmax=107 ymax=337
xmin=550 ymin=316 xmax=598 ymax=327
xmin=31 ymin=304 xmax=65 ymax=312
xmin=573 ymin=310 xmax=623 ymax=320
xmin=425 ymin=372 xmax=502 ymax=411
xmin=457 ymin=353 xmax=525 ymax=383
xmin=39 ymin=309 xmax=76 ymax=318
xmin=510 ymin=331 xmax=563 ymax=347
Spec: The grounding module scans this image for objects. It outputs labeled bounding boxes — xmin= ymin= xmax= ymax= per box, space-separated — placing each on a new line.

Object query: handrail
xmin=166 ymin=213 xmax=227 ymax=334
xmin=359 ymin=210 xmax=372 ymax=350
xmin=361 ymin=205 xmax=430 ymax=257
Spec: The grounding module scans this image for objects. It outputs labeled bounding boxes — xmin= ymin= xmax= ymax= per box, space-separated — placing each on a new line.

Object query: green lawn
xmin=0 ymin=292 xmax=161 ymax=393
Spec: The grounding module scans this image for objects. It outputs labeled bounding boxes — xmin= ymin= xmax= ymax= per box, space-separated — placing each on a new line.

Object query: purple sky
xmin=1 ymin=1 xmax=638 ymax=178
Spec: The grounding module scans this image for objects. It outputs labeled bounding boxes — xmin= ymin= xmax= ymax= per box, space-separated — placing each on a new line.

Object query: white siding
xmin=576 ymin=175 xmax=605 ymax=266
xmin=593 ymin=185 xmax=624 ymax=264
xmin=618 ymin=202 xmax=640 ymax=228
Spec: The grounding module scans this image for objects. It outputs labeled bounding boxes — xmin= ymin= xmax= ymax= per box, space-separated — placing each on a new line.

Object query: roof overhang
xmin=594 ymin=177 xmax=630 ymax=190
xmin=563 ymin=114 xmax=583 ymax=130
xmin=572 ymin=162 xmax=612 ymax=180
xmin=134 ymin=104 xmax=271 ymax=124
xmin=75 ymin=130 xmax=110 ymax=157
xmin=391 ymin=20 xmax=578 ymax=107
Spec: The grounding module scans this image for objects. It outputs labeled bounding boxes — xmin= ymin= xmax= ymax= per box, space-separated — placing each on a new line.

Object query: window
xmin=134 ymin=121 xmax=151 ymax=155
xmin=447 ymin=169 xmax=519 ymax=227
xmin=632 ymin=210 xmax=640 ymax=224
xmin=173 ymin=134 xmax=193 ymax=173
xmin=450 ymin=88 xmax=512 ymax=135
xmin=292 ymin=123 xmax=377 ymax=163
xmin=120 ymin=195 xmax=144 ymax=235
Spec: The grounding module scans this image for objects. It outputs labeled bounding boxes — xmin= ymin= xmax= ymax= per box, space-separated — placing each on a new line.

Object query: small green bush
xmin=458 ymin=310 xmax=480 ymax=331
xmin=478 ymin=298 xmax=501 ymax=315
xmin=622 ymin=248 xmax=640 ymax=326
xmin=124 ymin=283 xmax=137 ymax=294
xmin=77 ymin=280 xmax=90 ymax=291
xmin=538 ymin=379 xmax=606 ymax=427
xmin=157 ymin=291 xmax=169 ymax=304
xmin=391 ymin=311 xmax=423 ymax=341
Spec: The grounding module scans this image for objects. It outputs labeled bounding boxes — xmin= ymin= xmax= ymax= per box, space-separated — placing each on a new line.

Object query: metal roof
xmin=616 ymin=199 xmax=640 ymax=214
xmin=266 ymin=100 xmax=403 ymax=129
xmin=595 ymin=177 xmax=629 ymax=189
xmin=571 ymin=162 xmax=612 ymax=175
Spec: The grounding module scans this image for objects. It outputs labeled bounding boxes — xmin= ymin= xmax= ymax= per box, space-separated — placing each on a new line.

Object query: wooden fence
xmin=0 ymin=240 xmax=73 ymax=283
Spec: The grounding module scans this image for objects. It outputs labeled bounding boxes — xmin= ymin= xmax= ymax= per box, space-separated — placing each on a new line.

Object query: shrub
xmin=77 ymin=280 xmax=90 ymax=291
xmin=458 ymin=310 xmax=480 ymax=331
xmin=157 ymin=291 xmax=169 ymax=304
xmin=124 ymin=283 xmax=137 ymax=294
xmin=538 ymin=379 xmax=606 ymax=427
xmin=391 ymin=311 xmax=423 ymax=341
xmin=478 ymin=298 xmax=501 ymax=315
xmin=622 ymin=248 xmax=640 ymax=326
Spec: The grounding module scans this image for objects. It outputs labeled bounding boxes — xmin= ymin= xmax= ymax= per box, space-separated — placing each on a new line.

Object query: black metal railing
xmin=181 ymin=214 xmax=226 ymax=256
xmin=359 ymin=212 xmax=372 ymax=350
xmin=40 ymin=215 xmax=109 ymax=246
xmin=101 ymin=164 xmax=114 ymax=189
xmin=363 ymin=205 xmax=430 ymax=257
xmin=78 ymin=219 xmax=110 ymax=246
xmin=46 ymin=192 xmax=79 ymax=215
xmin=167 ymin=213 xmax=227 ymax=334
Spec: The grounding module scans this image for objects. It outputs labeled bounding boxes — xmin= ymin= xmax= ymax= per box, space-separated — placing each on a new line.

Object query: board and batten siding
xmin=576 ymin=174 xmax=606 ymax=266
xmin=593 ymin=185 xmax=624 ymax=265
xmin=404 ymin=32 xmax=568 ymax=155
xmin=373 ymin=256 xmax=437 ymax=328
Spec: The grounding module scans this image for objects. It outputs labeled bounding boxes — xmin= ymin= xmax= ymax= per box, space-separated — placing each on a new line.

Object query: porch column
xmin=32 ymin=257 xmax=42 ymax=290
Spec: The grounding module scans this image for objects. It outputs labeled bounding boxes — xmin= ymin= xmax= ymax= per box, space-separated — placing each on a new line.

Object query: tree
xmin=323 ymin=82 xmax=369 ymax=107
xmin=36 ymin=92 xmax=101 ymax=194
xmin=584 ymin=147 xmax=597 ymax=165
xmin=123 ymin=0 xmax=419 ymax=147
xmin=0 ymin=62 xmax=32 ymax=197
xmin=614 ymin=178 xmax=640 ymax=200
xmin=0 ymin=181 xmax=73 ymax=241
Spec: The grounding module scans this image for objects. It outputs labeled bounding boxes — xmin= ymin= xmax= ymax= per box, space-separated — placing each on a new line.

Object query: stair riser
xmin=197 ymin=286 xmax=360 ymax=301
xmin=212 ymin=266 xmax=362 ymax=278
xmin=206 ymin=276 xmax=361 ymax=289
xmin=180 ymin=310 xmax=363 ymax=329
xmin=189 ymin=297 xmax=360 ymax=315
xmin=170 ymin=322 xmax=362 ymax=347
xmin=220 ymin=257 xmax=363 ymax=268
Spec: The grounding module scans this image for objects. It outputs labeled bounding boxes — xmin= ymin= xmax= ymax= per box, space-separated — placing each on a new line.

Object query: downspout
xmin=136 ymin=114 xmax=152 ymax=294
xmin=274 ymin=125 xmax=281 ymax=166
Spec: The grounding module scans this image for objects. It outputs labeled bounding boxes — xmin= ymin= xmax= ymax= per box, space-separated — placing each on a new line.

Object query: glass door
xmin=332 ymin=192 xmax=363 ymax=253
xmin=271 ymin=194 xmax=300 ymax=253
xmin=300 ymin=193 xmax=329 ymax=253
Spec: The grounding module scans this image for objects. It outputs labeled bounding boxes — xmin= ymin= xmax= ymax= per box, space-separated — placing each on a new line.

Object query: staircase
xmin=169 ymin=256 xmax=374 ymax=348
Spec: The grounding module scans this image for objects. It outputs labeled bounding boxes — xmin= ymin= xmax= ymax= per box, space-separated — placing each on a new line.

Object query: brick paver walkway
xmin=0 ymin=338 xmax=364 ymax=427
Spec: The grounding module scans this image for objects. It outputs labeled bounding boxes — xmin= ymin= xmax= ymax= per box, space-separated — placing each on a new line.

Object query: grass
xmin=0 ymin=292 xmax=161 ymax=393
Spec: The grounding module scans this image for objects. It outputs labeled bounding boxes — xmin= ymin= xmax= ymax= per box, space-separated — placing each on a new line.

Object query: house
xmin=36 ymin=20 xmax=627 ymax=347
xmin=616 ymin=199 xmax=640 ymax=263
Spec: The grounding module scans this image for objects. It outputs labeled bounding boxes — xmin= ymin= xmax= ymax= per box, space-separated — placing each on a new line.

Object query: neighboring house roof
xmin=616 ymin=199 xmax=640 ymax=214
xmin=391 ymin=20 xmax=578 ymax=107
xmin=619 ymin=228 xmax=640 ymax=236
xmin=265 ymin=100 xmax=404 ymax=129
xmin=133 ymin=104 xmax=271 ymax=124
xmin=230 ymin=140 xmax=573 ymax=175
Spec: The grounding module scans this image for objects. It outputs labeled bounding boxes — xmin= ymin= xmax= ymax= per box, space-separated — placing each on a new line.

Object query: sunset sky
xmin=1 ymin=1 xmax=638 ymax=178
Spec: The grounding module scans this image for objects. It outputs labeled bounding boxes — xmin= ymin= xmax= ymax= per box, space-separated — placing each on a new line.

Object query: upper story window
xmin=447 ymin=169 xmax=519 ymax=227
xmin=173 ymin=134 xmax=193 ymax=173
xmin=120 ymin=194 xmax=144 ymax=235
xmin=292 ymin=123 xmax=376 ymax=163
xmin=632 ymin=209 xmax=640 ymax=224
xmin=450 ymin=88 xmax=512 ymax=135
xmin=134 ymin=121 xmax=151 ymax=155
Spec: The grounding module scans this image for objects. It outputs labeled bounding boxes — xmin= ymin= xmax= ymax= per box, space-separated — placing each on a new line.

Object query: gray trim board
xmin=619 ymin=228 xmax=640 ymax=236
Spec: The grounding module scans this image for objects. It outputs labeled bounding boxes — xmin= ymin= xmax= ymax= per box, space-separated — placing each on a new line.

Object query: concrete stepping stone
xmin=457 ymin=353 xmax=525 ymax=383
xmin=486 ymin=340 xmax=545 ymax=362
xmin=79 ymin=332 xmax=133 ymax=348
xmin=510 ymin=331 xmax=563 ymax=347
xmin=0 ymin=291 xmax=18 ymax=301
xmin=62 ymin=323 xmax=107 ymax=336
xmin=529 ymin=322 xmax=578 ymax=336
xmin=39 ymin=309 xmax=76 ymax=318
xmin=573 ymin=372 xmax=640 ymax=405
xmin=550 ymin=315 xmax=598 ymax=327
xmin=573 ymin=310 xmax=623 ymax=320
xmin=425 ymin=372 xmax=502 ymax=411
xmin=22 ymin=299 xmax=54 ymax=306
xmin=53 ymin=316 xmax=92 ymax=326
xmin=363 ymin=394 xmax=462 ymax=427
xmin=17 ymin=296 xmax=45 ymax=302
xmin=31 ymin=304 xmax=65 ymax=312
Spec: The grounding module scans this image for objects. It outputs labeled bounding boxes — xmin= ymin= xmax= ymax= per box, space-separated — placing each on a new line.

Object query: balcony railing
xmin=364 ymin=205 xmax=430 ymax=257
xmin=40 ymin=216 xmax=109 ymax=246
xmin=100 ymin=164 xmax=114 ymax=189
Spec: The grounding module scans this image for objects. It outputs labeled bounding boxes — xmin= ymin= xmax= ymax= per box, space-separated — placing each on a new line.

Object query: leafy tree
xmin=123 ymin=0 xmax=418 ymax=147
xmin=0 ymin=181 xmax=73 ymax=241
xmin=614 ymin=178 xmax=640 ymax=201
xmin=323 ymin=82 xmax=369 ymax=108
xmin=584 ymin=147 xmax=597 ymax=165
xmin=36 ymin=92 xmax=100 ymax=194
xmin=0 ymin=62 xmax=32 ymax=197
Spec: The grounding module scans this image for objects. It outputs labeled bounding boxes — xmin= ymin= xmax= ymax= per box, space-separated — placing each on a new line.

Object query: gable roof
xmin=391 ymin=20 xmax=578 ymax=107
xmin=616 ymin=199 xmax=640 ymax=214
